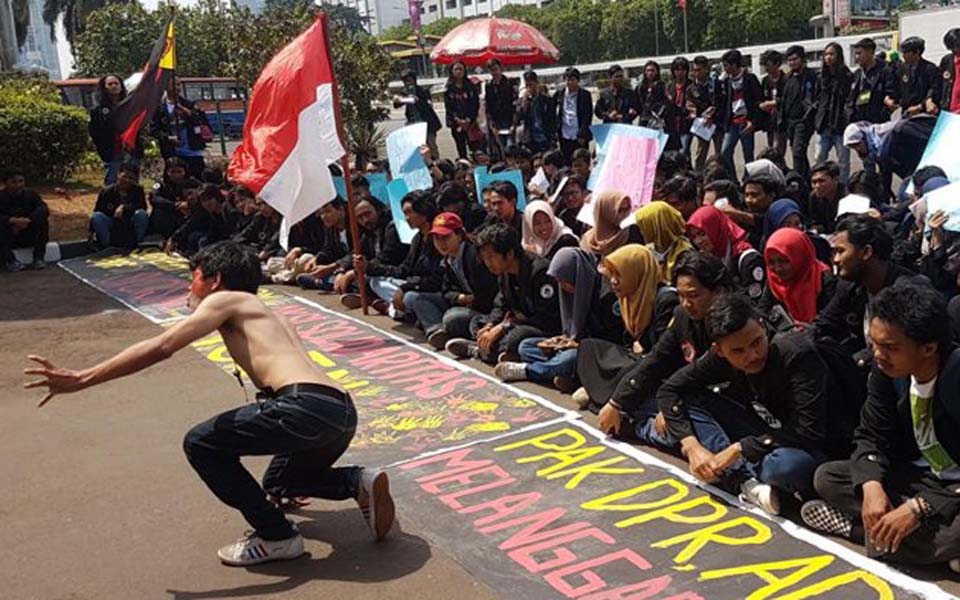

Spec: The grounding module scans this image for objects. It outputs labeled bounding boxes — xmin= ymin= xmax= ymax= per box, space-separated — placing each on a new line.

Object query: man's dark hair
xmin=721 ymin=49 xmax=743 ymax=67
xmin=913 ymin=165 xmax=948 ymax=192
xmin=761 ymin=50 xmax=783 ymax=66
xmin=119 ymin=162 xmax=140 ymax=178
xmin=487 ymin=58 xmax=502 ymax=69
xmin=673 ymin=252 xmax=734 ymax=291
xmin=944 ymin=28 xmax=960 ymax=52
xmin=835 ymin=214 xmax=893 ymax=260
xmin=523 ymin=70 xmax=538 ymax=82
xmin=489 ymin=181 xmax=518 ymax=204
xmin=661 ymin=174 xmax=698 ymax=203
xmin=743 ymin=175 xmax=784 ymax=198
xmin=702 ymin=162 xmax=731 ymax=184
xmin=543 ymin=150 xmax=565 ymax=168
xmin=870 ymin=281 xmax=951 ymax=360
xmin=564 ymin=67 xmax=581 ymax=80
xmin=233 ymin=185 xmax=255 ymax=200
xmin=571 ymin=148 xmax=592 ymax=164
xmin=854 ymin=37 xmax=876 ymax=51
xmin=201 ymin=168 xmax=224 ymax=185
xmin=703 ymin=179 xmax=740 ymax=204
xmin=96 ymin=73 xmax=127 ymax=106
xmin=200 ymin=183 xmax=223 ymax=203
xmin=657 ymin=150 xmax=691 ymax=179
xmin=811 ymin=161 xmax=840 ymax=179
xmin=693 ymin=55 xmax=709 ymax=68
xmin=350 ymin=173 xmax=370 ymax=190
xmin=608 ymin=64 xmax=624 ymax=76
xmin=189 ymin=241 xmax=261 ymax=294
xmin=785 ymin=45 xmax=805 ymax=60
xmin=475 ymin=222 xmax=521 ymax=257
xmin=757 ymin=147 xmax=788 ymax=173
xmin=489 ymin=162 xmax=508 ymax=174
xmin=900 ymin=36 xmax=925 ymax=55
xmin=402 ymin=189 xmax=438 ymax=221
xmin=437 ymin=181 xmax=470 ymax=208
xmin=182 ymin=177 xmax=202 ymax=190
xmin=847 ymin=169 xmax=883 ymax=205
xmin=706 ymin=293 xmax=759 ymax=340
xmin=670 ymin=56 xmax=689 ymax=73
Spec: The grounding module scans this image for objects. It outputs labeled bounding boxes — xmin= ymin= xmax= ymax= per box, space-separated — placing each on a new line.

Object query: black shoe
xmin=30 ymin=259 xmax=46 ymax=270
xmin=553 ymin=375 xmax=579 ymax=394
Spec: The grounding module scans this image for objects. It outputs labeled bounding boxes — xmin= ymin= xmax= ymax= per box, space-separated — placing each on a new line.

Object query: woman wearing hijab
xmin=579 ymin=190 xmax=643 ymax=257
xmin=573 ymin=245 xmax=678 ymax=403
xmin=494 ymin=247 xmax=618 ymax=386
xmin=762 ymin=198 xmax=832 ymax=262
xmin=758 ymin=228 xmax=836 ymax=324
xmin=634 ymin=201 xmax=693 ymax=284
xmin=521 ymin=201 xmax=579 ymax=261
xmin=686 ymin=205 xmax=767 ymax=302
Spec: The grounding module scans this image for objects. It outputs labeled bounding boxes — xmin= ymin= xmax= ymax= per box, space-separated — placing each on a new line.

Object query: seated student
xmin=266 ymin=210 xmax=325 ymax=284
xmin=90 ymin=163 xmax=149 ymax=250
xmin=656 ymin=293 xmax=833 ymax=514
xmin=686 ymin=205 xmax=766 ymax=301
xmin=813 ymin=214 xmax=925 ymax=366
xmin=570 ymin=148 xmax=592 ymax=182
xmin=758 ymin=228 xmax=836 ymax=326
xmin=733 ymin=173 xmax=782 ymax=248
xmin=233 ymin=197 xmax=281 ymax=262
xmin=437 ymin=181 xmax=486 ymax=233
xmin=484 ymin=181 xmax=523 ymax=232
xmin=0 ymin=170 xmax=49 ymax=271
xmin=550 ymin=172 xmax=589 ymax=238
xmin=803 ymin=283 xmax=960 ymax=572
xmin=149 ymin=157 xmax=189 ymax=239
xmin=803 ymin=161 xmax=846 ymax=235
xmin=168 ymin=183 xmax=235 ymax=257
xmin=594 ymin=252 xmax=732 ymax=435
xmin=509 ymin=244 xmax=678 ymax=386
xmin=633 ymin=201 xmax=694 ymax=283
xmin=445 ymin=223 xmax=561 ymax=363
xmin=521 ymin=200 xmax=578 ymax=262
xmin=352 ymin=190 xmax=442 ymax=317
xmin=659 ymin=175 xmax=700 ymax=221
xmin=405 ymin=212 xmax=498 ymax=349
xmin=702 ymin=179 xmax=741 ymax=210
xmin=580 ymin=191 xmax=643 ymax=258
xmin=541 ymin=150 xmax=565 ymax=185
xmin=295 ymin=199 xmax=352 ymax=291
xmin=762 ymin=198 xmax=832 ymax=262
xmin=230 ymin=185 xmax=257 ymax=232
xmin=335 ymin=199 xmax=408 ymax=302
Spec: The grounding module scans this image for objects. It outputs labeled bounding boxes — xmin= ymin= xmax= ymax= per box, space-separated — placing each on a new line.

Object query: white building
xmin=418 ymin=0 xmax=543 ymax=25
xmin=328 ymin=0 xmax=410 ymax=35
xmin=15 ymin=0 xmax=61 ymax=78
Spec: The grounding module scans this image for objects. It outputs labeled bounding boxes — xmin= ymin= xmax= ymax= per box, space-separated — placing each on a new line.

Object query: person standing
xmin=780 ymin=45 xmax=818 ymax=181
xmin=484 ymin=58 xmax=517 ymax=161
xmin=150 ymin=76 xmax=208 ymax=178
xmin=758 ymin=51 xmax=786 ymax=157
xmin=443 ymin=60 xmax=481 ymax=161
xmin=939 ymin=28 xmax=960 ymax=114
xmin=637 ymin=61 xmax=668 ymax=130
xmin=815 ymin=42 xmax=853 ymax=184
xmin=554 ymin=67 xmax=593 ymax=164
xmin=595 ymin=64 xmax=638 ymax=124
xmin=666 ymin=57 xmax=694 ymax=156
xmin=516 ymin=70 xmax=556 ymax=154
xmin=88 ymin=74 xmax=141 ymax=186
xmin=0 ymin=170 xmax=49 ymax=271
xmin=688 ymin=55 xmax=718 ymax=170
xmin=846 ymin=38 xmax=893 ymax=129
xmin=886 ymin=37 xmax=942 ymax=117
xmin=395 ymin=69 xmax=442 ymax=160
xmin=719 ymin=50 xmax=763 ymax=182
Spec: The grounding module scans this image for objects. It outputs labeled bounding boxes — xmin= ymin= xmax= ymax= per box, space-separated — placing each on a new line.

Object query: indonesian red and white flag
xmin=228 ymin=14 xmax=344 ymax=239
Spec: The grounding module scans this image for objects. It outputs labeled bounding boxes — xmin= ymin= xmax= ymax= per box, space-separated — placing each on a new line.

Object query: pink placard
xmin=593 ymin=134 xmax=659 ymax=209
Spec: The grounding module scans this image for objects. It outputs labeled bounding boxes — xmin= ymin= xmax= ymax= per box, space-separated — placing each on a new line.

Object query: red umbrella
xmin=430 ymin=18 xmax=559 ymax=67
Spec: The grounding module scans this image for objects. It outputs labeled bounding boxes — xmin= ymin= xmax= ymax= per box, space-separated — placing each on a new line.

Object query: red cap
xmin=430 ymin=212 xmax=464 ymax=236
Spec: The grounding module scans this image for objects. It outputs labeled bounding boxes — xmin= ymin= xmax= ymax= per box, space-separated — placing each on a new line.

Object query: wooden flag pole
xmin=320 ymin=12 xmax=369 ymax=315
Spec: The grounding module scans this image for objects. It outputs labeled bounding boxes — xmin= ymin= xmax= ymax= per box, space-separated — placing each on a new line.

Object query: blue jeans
xmin=816 ymin=131 xmax=851 ymax=185
xmin=182 ymin=385 xmax=360 ymax=541
xmin=517 ymin=337 xmax=578 ymax=384
xmin=369 ymin=276 xmax=405 ymax=303
xmin=90 ymin=209 xmax=149 ymax=248
xmin=442 ymin=306 xmax=481 ymax=340
xmin=721 ymin=123 xmax=755 ymax=181
xmin=404 ymin=291 xmax=447 ymax=333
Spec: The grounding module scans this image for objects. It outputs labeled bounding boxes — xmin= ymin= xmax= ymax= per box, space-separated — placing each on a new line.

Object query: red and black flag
xmin=112 ymin=16 xmax=176 ymax=151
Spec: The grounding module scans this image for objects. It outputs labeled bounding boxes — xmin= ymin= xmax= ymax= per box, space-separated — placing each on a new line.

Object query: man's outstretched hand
xmin=23 ymin=355 xmax=86 ymax=408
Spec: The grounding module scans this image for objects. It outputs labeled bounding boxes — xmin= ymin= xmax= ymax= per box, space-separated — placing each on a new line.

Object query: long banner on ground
xmin=59 ymin=250 xmax=953 ymax=600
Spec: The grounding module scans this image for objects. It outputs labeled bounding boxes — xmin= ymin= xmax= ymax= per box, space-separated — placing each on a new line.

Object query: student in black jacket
xmin=688 ymin=55 xmax=718 ymax=170
xmin=805 ymin=283 xmax=960 ymax=569
xmin=656 ymin=294 xmax=835 ymax=515
xmin=149 ymin=77 xmax=208 ymax=177
xmin=90 ymin=163 xmax=148 ymax=249
xmin=149 ymin=158 xmax=189 ymax=239
xmin=443 ymin=61 xmax=481 ymax=160
xmin=295 ymin=198 xmax=353 ymax=290
xmin=233 ymin=198 xmax=281 ymax=261
xmin=885 ymin=36 xmax=942 ymax=117
xmin=779 ymin=46 xmax=818 ymax=181
xmin=939 ymin=28 xmax=960 ymax=113
xmin=815 ymin=43 xmax=854 ymax=185
xmin=446 ymin=223 xmax=561 ymax=364
xmin=594 ymin=64 xmax=638 ymax=124
xmin=396 ymin=69 xmax=442 ymax=160
xmin=437 ymin=181 xmax=487 ymax=233
xmin=88 ymin=74 xmax=142 ymax=185
xmin=554 ymin=67 xmax=593 ymax=164
xmin=636 ymin=61 xmax=668 ymax=130
xmin=846 ymin=38 xmax=893 ymax=128
xmin=484 ymin=58 xmax=517 ymax=161
xmin=718 ymin=49 xmax=764 ymax=182
xmin=334 ymin=199 xmax=408 ymax=299
xmin=758 ymin=50 xmax=786 ymax=156
xmin=406 ymin=212 xmax=499 ymax=349
xmin=0 ymin=170 xmax=49 ymax=271
xmin=516 ymin=70 xmax=557 ymax=154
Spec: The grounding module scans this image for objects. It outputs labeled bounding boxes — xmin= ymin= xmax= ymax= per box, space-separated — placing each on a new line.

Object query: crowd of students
xmin=4 ymin=30 xmax=960 ymax=576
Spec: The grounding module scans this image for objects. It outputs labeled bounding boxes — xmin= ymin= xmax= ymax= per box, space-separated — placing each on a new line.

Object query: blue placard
xmin=911 ymin=112 xmax=960 ymax=193
xmin=474 ymin=167 xmax=527 ymax=210
xmin=367 ymin=172 xmax=390 ymax=205
xmin=386 ymin=123 xmax=433 ymax=192
xmin=333 ymin=176 xmax=347 ymax=200
xmin=588 ymin=124 xmax=669 ymax=191
xmin=387 ymin=178 xmax=416 ymax=244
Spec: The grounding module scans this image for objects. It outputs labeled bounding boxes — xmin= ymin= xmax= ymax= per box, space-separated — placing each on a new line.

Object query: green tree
xmin=378 ymin=23 xmax=413 ymax=41
xmin=659 ymin=0 xmax=710 ymax=53
xmin=72 ymin=2 xmax=159 ymax=77
xmin=42 ymin=0 xmax=132 ymax=48
xmin=549 ymin=0 xmax=605 ymax=64
xmin=174 ymin=0 xmax=229 ymax=77
xmin=599 ymin=0 xmax=657 ymax=60
xmin=422 ymin=16 xmax=462 ymax=37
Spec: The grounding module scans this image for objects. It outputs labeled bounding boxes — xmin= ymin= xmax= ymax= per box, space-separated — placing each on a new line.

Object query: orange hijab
xmin=764 ymin=228 xmax=830 ymax=323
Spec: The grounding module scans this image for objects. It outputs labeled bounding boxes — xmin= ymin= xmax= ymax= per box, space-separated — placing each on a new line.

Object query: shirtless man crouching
xmin=23 ymin=241 xmax=395 ymax=566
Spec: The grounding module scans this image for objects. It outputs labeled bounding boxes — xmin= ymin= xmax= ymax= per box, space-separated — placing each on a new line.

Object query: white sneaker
xmin=572 ymin=386 xmax=591 ymax=409
xmin=494 ymin=361 xmax=528 ymax=382
xmin=357 ymin=468 xmax=396 ymax=541
xmin=739 ymin=478 xmax=781 ymax=515
xmin=217 ymin=531 xmax=304 ymax=566
xmin=949 ymin=558 xmax=960 ymax=574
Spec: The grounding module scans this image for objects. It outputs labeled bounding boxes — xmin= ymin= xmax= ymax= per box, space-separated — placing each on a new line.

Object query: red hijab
xmin=686 ymin=205 xmax=752 ymax=259
xmin=764 ymin=228 xmax=830 ymax=323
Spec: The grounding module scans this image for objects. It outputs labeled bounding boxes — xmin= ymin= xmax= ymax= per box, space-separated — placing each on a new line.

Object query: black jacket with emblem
xmin=488 ymin=253 xmax=561 ymax=334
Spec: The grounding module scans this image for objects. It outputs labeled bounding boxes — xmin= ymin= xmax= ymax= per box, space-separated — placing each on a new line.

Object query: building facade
xmin=15 ymin=0 xmax=61 ymax=78
xmin=417 ymin=0 xmax=543 ymax=25
xmin=328 ymin=0 xmax=410 ymax=35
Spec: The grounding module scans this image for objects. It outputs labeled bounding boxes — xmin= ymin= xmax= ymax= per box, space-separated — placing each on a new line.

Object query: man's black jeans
xmin=183 ymin=384 xmax=360 ymax=541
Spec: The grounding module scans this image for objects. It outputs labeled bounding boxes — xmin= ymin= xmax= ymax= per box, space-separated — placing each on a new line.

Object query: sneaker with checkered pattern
xmin=800 ymin=500 xmax=855 ymax=539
